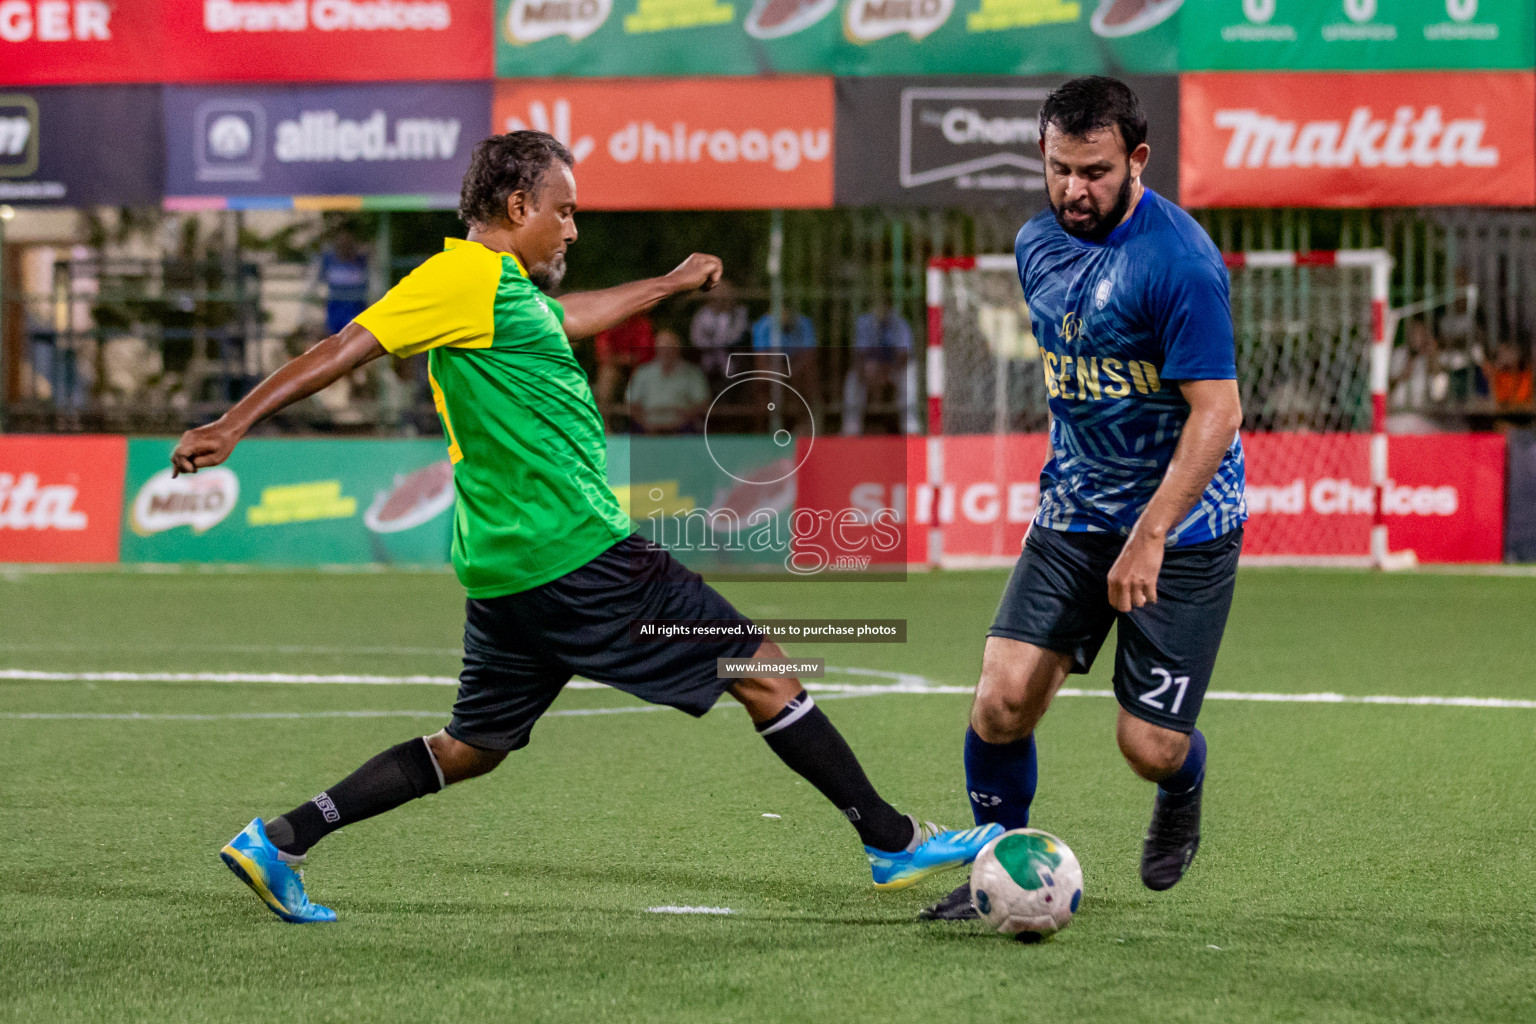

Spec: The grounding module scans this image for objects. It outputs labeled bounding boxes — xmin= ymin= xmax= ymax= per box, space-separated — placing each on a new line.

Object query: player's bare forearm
xmin=560 ymin=253 xmax=723 ymax=340
xmin=170 ymin=324 xmax=386 ymax=475
xmin=1109 ymin=379 xmax=1242 ymax=611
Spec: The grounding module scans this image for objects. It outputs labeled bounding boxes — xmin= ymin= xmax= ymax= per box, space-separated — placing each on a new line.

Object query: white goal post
xmin=924 ymin=249 xmax=1419 ymax=570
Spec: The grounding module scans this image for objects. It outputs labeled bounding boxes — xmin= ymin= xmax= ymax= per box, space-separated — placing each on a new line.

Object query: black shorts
xmin=989 ymin=526 xmax=1243 ymax=733
xmin=446 ymin=534 xmax=762 ymax=752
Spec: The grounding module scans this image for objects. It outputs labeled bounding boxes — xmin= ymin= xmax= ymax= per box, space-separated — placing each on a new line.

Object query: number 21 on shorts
xmin=1140 ymin=668 xmax=1190 ymax=715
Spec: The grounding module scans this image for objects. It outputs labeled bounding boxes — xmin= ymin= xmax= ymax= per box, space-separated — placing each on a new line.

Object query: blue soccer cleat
xmin=867 ymin=819 xmax=1005 ymax=890
xmin=219 ymin=817 xmax=337 ymax=924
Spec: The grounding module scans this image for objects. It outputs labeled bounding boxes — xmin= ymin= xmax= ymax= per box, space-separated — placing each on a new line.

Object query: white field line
xmin=0 ymin=643 xmax=462 ymax=656
xmin=4 ymin=665 xmax=1536 ymax=711
xmin=646 ymin=906 xmax=734 ymax=915
xmin=0 ymin=706 xmax=663 ymax=722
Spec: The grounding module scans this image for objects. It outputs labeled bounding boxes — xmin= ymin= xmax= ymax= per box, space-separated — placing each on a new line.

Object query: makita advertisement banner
xmin=1180 ymin=71 xmax=1536 ymax=208
xmin=1183 ymin=0 xmax=1534 ymax=71
xmin=164 ymin=0 xmax=493 ymax=82
xmin=492 ymin=78 xmax=834 ymax=209
xmin=163 ymin=82 xmax=489 ymax=201
xmin=493 ymin=0 xmax=1178 ymax=79
xmin=120 ymin=438 xmax=455 ymax=564
xmin=0 ymin=436 xmax=126 ymax=563
xmin=0 ymin=86 xmax=162 ymax=205
xmin=833 ymin=76 xmax=1178 ymax=209
xmin=795 ymin=433 xmax=1506 ymax=565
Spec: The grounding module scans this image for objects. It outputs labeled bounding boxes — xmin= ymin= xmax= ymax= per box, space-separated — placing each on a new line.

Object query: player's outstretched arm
xmin=1107 ymin=379 xmax=1243 ymax=612
xmin=559 ymin=254 xmax=723 ymax=341
xmin=170 ymin=323 xmax=387 ymax=476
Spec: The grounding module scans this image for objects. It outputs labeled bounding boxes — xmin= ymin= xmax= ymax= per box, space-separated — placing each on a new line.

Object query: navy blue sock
xmin=1157 ymin=729 xmax=1206 ymax=808
xmin=963 ymin=728 xmax=1037 ymax=830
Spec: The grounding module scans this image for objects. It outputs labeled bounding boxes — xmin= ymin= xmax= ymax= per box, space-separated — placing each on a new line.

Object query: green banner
xmin=1182 ymin=0 xmax=1533 ymax=70
xmin=615 ymin=434 xmax=794 ymax=574
xmin=495 ymin=0 xmax=1179 ymax=77
xmin=120 ymin=438 xmax=456 ymax=565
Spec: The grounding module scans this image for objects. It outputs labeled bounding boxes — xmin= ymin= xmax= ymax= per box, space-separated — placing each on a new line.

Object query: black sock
xmin=266 ymin=737 xmax=444 ymax=856
xmin=756 ymin=692 xmax=915 ymax=852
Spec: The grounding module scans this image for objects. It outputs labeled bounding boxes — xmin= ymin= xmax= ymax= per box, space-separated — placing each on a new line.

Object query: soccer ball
xmin=969 ymin=828 xmax=1083 ymax=941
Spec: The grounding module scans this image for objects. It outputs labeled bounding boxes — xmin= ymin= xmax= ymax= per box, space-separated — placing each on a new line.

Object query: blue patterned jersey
xmin=1016 ymin=188 xmax=1246 ymax=547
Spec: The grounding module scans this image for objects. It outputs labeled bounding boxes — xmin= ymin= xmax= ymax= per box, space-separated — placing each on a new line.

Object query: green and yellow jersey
xmin=355 ymin=238 xmax=631 ymax=598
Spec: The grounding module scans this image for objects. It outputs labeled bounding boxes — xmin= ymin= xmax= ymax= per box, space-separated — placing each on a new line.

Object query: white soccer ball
xmin=969 ymin=828 xmax=1083 ymax=941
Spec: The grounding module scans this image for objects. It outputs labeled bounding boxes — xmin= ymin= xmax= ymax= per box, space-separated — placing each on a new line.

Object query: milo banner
xmin=1183 ymin=0 xmax=1534 ymax=71
xmin=494 ymin=0 xmax=1180 ymax=78
xmin=834 ymin=75 xmax=1178 ymax=208
xmin=120 ymin=438 xmax=456 ymax=564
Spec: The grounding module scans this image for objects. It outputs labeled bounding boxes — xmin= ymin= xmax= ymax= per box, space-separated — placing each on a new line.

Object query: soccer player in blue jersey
xmin=923 ymin=77 xmax=1247 ymax=919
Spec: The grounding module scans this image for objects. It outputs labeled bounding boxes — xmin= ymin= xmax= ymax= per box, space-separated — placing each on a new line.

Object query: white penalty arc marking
xmin=4 ymin=667 xmax=1535 ymax=711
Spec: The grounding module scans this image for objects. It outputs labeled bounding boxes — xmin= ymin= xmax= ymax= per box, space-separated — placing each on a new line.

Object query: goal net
xmin=925 ymin=250 xmax=1414 ymax=568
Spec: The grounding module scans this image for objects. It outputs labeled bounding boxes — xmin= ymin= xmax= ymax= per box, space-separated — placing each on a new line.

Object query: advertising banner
xmin=0 ymin=86 xmax=162 ymax=205
xmin=1180 ymin=71 xmax=1536 ymax=208
xmin=492 ymin=78 xmax=834 ymax=209
xmin=0 ymin=0 xmax=159 ymax=85
xmin=1505 ymin=429 xmax=1536 ymax=562
xmin=164 ymin=82 xmax=489 ymax=203
xmin=795 ymin=432 xmax=1504 ymax=565
xmin=834 ymin=75 xmax=1178 ymax=208
xmin=163 ymin=0 xmax=493 ymax=83
xmin=1183 ymin=0 xmax=1534 ymax=71
xmin=0 ymin=435 xmax=125 ymax=563
xmin=1242 ymin=432 xmax=1505 ymax=563
xmin=494 ymin=0 xmax=1180 ymax=78
xmin=120 ymin=438 xmax=455 ymax=564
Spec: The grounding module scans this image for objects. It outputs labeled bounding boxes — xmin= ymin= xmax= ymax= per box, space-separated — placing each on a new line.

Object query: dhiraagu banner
xmin=120 ymin=438 xmax=456 ymax=565
xmin=1183 ymin=0 xmax=1534 ymax=71
xmin=495 ymin=0 xmax=1181 ymax=78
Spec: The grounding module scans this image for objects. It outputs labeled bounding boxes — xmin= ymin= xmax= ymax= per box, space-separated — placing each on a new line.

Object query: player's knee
xmin=427 ymin=731 xmax=508 ymax=786
xmin=970 ymin=684 xmax=1037 ymax=744
xmin=1117 ymin=723 xmax=1188 ymax=782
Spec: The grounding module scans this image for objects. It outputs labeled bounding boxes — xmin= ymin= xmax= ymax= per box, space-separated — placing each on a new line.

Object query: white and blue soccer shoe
xmin=867 ymin=819 xmax=1004 ymax=890
xmin=219 ymin=817 xmax=337 ymax=924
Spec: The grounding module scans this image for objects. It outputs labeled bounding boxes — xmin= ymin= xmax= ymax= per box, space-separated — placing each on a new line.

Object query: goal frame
xmin=924 ymin=249 xmax=1416 ymax=571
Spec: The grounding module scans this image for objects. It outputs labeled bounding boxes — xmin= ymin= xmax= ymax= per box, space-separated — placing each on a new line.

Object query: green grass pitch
xmin=3 ymin=567 xmax=1535 ymax=1022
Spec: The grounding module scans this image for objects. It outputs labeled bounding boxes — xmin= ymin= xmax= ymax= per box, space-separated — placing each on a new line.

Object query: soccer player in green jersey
xmin=175 ymin=132 xmax=1000 ymax=923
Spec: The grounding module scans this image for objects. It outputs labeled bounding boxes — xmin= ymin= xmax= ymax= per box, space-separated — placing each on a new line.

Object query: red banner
xmin=1181 ymin=72 xmax=1536 ymax=208
xmin=0 ymin=436 xmax=126 ymax=563
xmin=493 ymin=79 xmax=835 ymax=210
xmin=164 ymin=0 xmax=492 ymax=83
xmin=1244 ymin=433 xmax=1505 ymax=563
xmin=0 ymin=1 xmax=159 ymax=84
xmin=0 ymin=1 xmax=491 ymax=84
xmin=794 ymin=433 xmax=1506 ymax=565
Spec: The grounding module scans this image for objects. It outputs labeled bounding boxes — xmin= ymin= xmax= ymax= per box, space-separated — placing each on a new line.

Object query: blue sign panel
xmin=163 ymin=82 xmax=491 ymax=201
xmin=0 ymin=86 xmax=162 ymax=206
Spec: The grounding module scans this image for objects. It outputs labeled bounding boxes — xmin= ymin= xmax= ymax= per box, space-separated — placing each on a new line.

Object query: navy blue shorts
xmin=989 ymin=526 xmax=1243 ymax=733
xmin=446 ymin=534 xmax=762 ymax=751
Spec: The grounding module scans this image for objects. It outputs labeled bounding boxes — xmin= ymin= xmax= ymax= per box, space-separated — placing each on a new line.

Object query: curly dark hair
xmin=1038 ymin=76 xmax=1147 ymax=154
xmin=458 ymin=131 xmax=575 ymax=228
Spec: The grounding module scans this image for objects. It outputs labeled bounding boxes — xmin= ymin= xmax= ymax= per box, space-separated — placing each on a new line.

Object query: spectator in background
xmin=321 ymin=230 xmax=370 ymax=337
xmin=1484 ymin=340 xmax=1533 ymax=408
xmin=594 ymin=313 xmax=656 ymax=425
xmin=751 ymin=305 xmax=819 ymax=426
xmin=1390 ymin=319 xmax=1447 ymax=409
xmin=626 ymin=329 xmax=710 ymax=434
xmin=690 ymin=280 xmax=749 ymax=387
xmin=842 ymin=301 xmax=919 ymax=435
